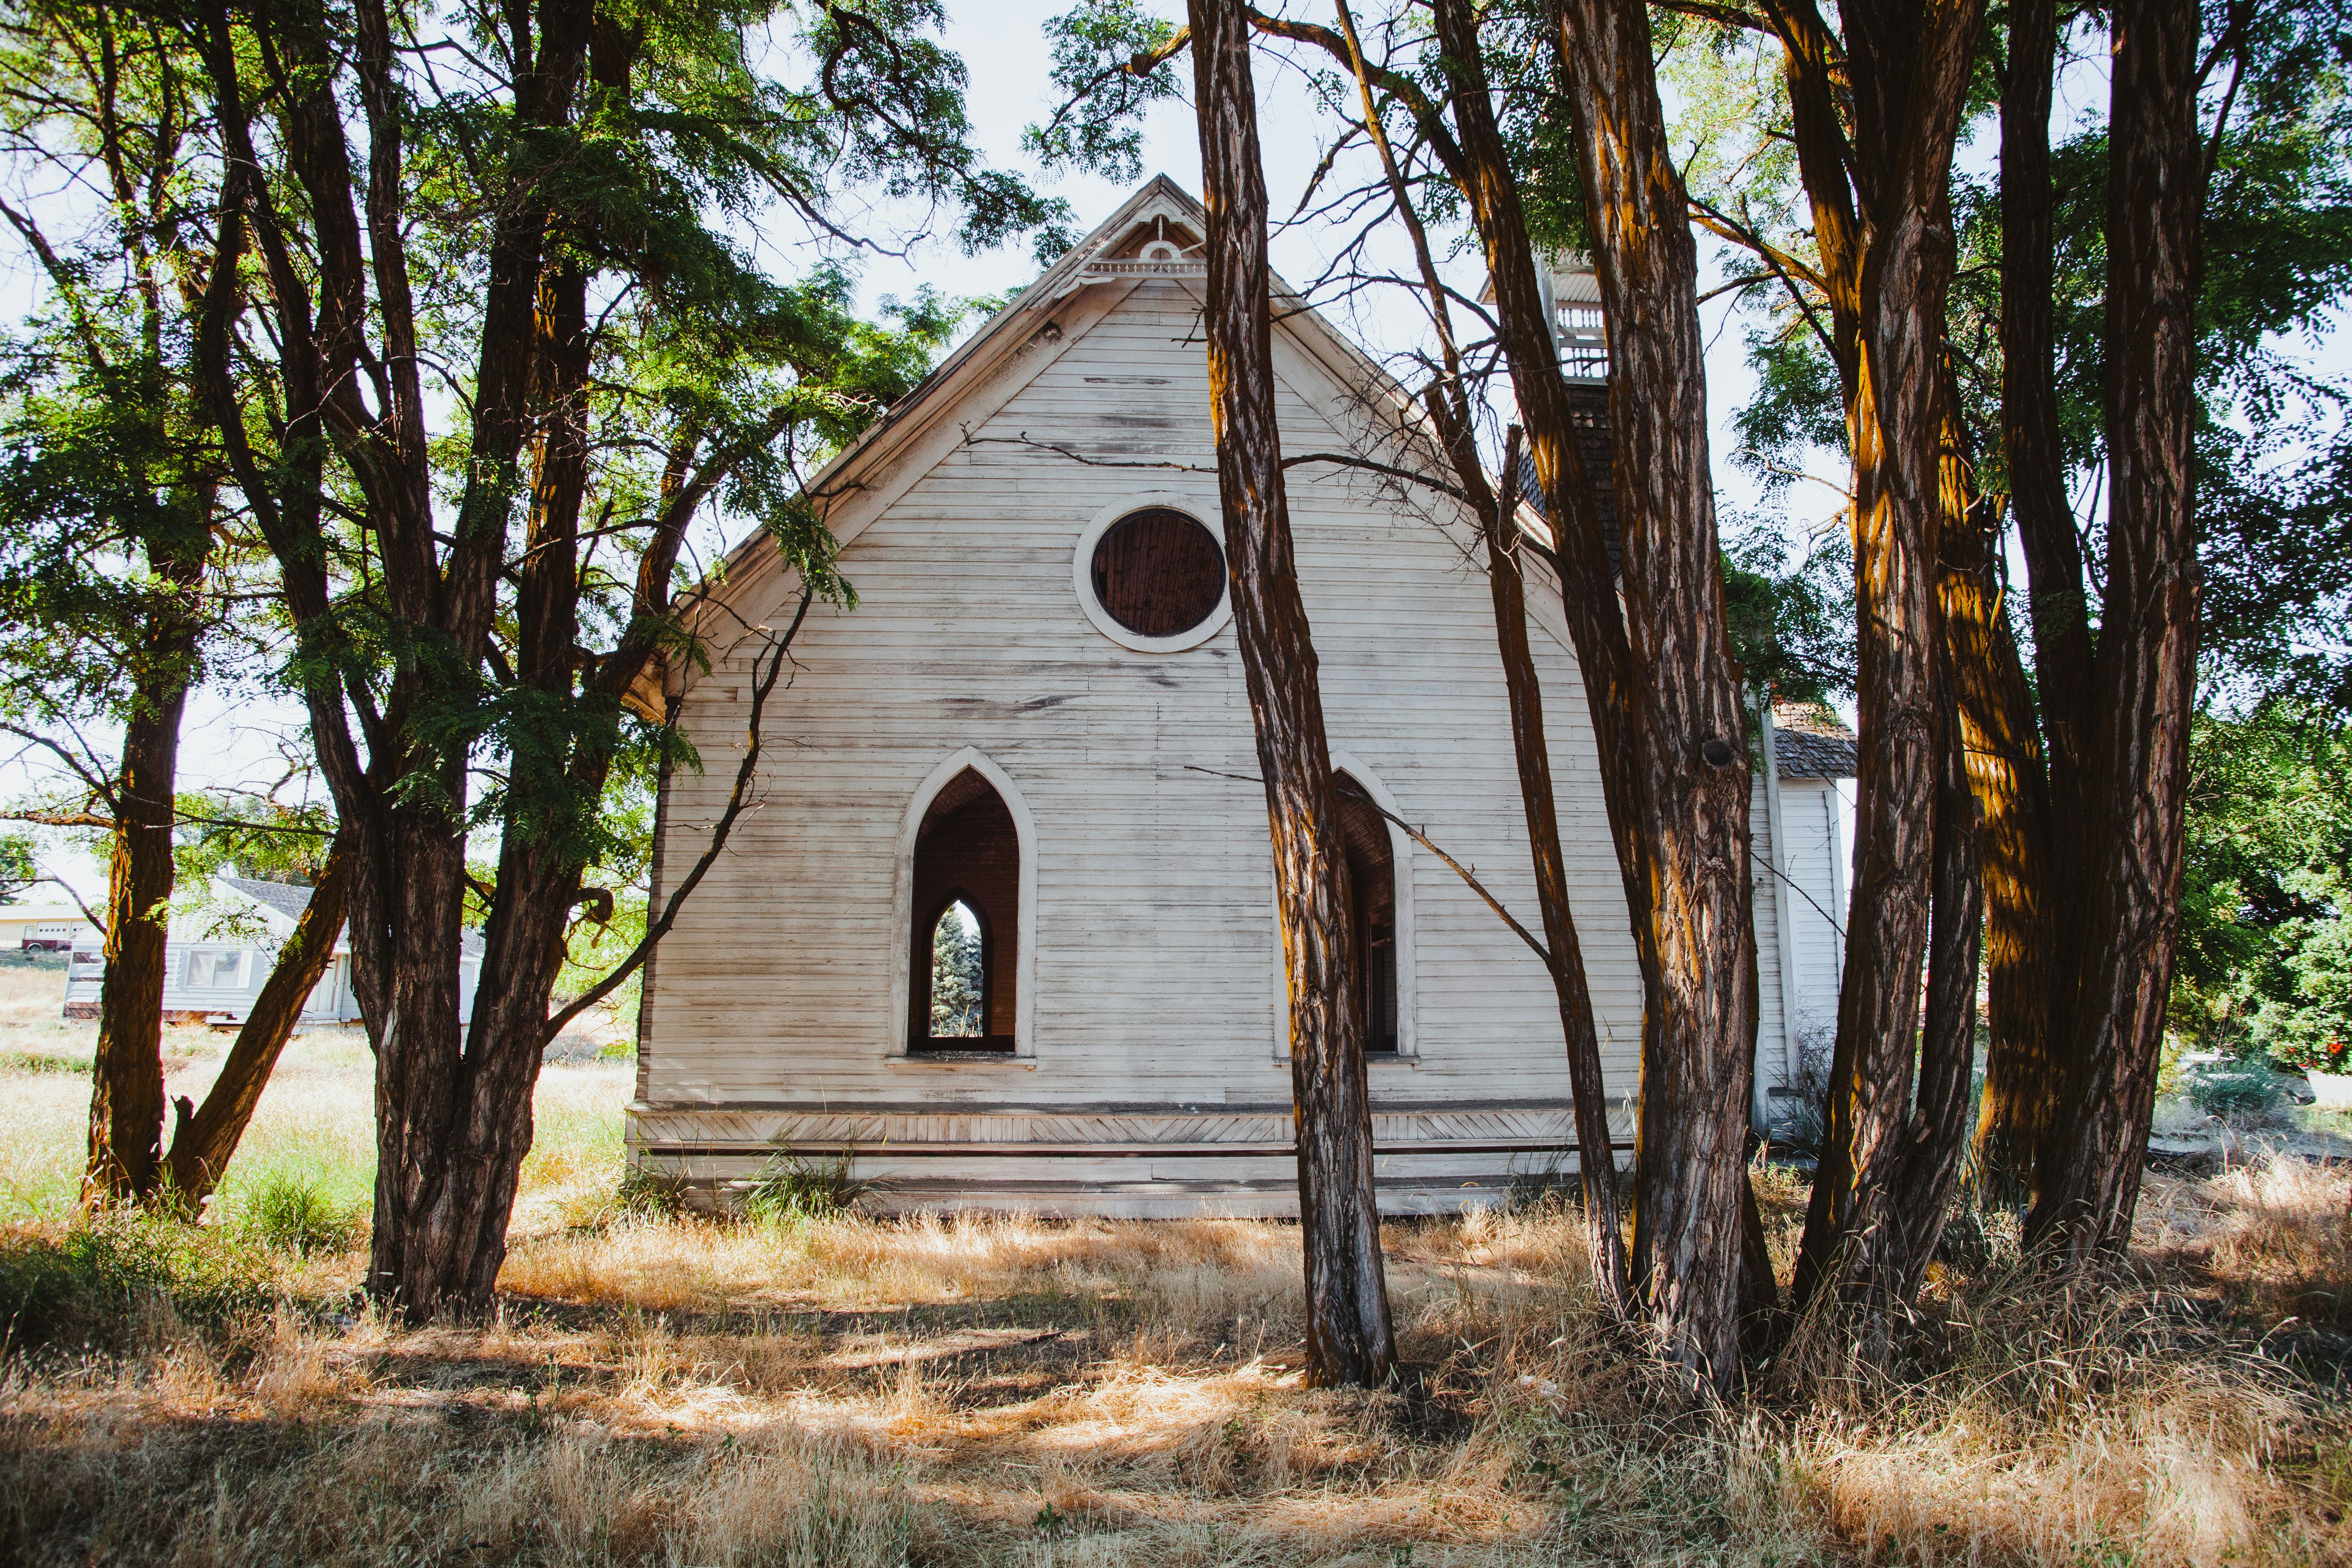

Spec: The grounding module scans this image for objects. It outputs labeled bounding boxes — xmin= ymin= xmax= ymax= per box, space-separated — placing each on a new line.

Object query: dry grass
xmin=3 ymin=949 xmax=2346 ymax=1565
xmin=7 ymin=1186 xmax=2346 ymax=1566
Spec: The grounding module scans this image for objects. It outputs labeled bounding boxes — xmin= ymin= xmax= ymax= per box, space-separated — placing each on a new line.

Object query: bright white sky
xmin=6 ymin=4 xmax=2343 ymax=903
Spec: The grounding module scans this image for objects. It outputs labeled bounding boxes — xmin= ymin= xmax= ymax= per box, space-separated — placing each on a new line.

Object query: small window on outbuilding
xmin=1090 ymin=507 xmax=1225 ymax=637
xmin=909 ymin=769 xmax=1020 ymax=1053
xmin=1332 ymin=775 xmax=1398 ymax=1054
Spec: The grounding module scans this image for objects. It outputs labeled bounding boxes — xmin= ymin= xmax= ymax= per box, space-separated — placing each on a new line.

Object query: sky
xmin=5 ymin=4 xmax=2343 ymax=904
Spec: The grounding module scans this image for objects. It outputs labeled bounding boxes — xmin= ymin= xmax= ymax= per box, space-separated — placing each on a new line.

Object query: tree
xmin=1039 ymin=0 xmax=1764 ymax=1382
xmin=1680 ymin=0 xmax=2349 ymax=1267
xmin=1186 ymin=0 xmax=1395 ymax=1388
xmin=1706 ymin=0 xmax=1992 ymax=1325
xmin=0 ymin=0 xmax=243 ymax=1201
xmin=180 ymin=0 xmax=1065 ymax=1319
xmin=930 ymin=904 xmax=984 ymax=1036
xmin=2019 ymin=0 xmax=2206 ymax=1265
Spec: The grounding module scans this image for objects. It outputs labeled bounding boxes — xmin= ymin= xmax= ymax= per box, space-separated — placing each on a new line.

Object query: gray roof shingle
xmin=1772 ymin=703 xmax=1858 ymax=779
xmin=222 ymin=875 xmax=313 ymax=921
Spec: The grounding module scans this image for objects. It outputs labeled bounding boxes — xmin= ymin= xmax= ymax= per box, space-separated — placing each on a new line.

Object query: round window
xmin=1088 ymin=508 xmax=1226 ymax=638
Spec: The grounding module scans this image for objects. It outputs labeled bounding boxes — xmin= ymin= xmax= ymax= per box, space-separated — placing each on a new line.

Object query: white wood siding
xmin=640 ymin=279 xmax=1644 ymax=1125
xmin=1775 ymin=777 xmax=1847 ymax=1064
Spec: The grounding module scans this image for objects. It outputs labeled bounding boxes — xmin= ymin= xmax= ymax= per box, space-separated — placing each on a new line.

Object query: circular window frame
xmin=1071 ymin=492 xmax=1233 ymax=653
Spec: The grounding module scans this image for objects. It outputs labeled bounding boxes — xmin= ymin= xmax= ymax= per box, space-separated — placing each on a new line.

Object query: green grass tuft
xmin=233 ymin=1171 xmax=368 ymax=1255
xmin=0 ymin=1213 xmax=275 ymax=1354
xmin=742 ymin=1148 xmax=876 ymax=1223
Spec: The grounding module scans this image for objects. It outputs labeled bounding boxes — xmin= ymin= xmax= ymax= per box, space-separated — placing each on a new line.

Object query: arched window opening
xmin=1333 ymin=775 xmax=1398 ymax=1053
xmin=910 ymin=768 xmax=1019 ymax=1052
xmin=929 ymin=899 xmax=986 ymax=1037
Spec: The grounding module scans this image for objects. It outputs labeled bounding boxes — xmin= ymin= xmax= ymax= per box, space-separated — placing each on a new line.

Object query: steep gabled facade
xmin=629 ymin=179 xmax=1843 ymax=1215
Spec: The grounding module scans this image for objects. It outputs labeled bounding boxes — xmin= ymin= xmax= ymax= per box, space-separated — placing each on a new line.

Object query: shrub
xmin=741 ymin=1149 xmax=874 ymax=1223
xmin=0 ymin=1215 xmax=271 ymax=1353
xmin=2185 ymin=1060 xmax=2287 ymax=1119
xmin=614 ymin=1165 xmax=690 ymax=1218
xmin=236 ymin=1172 xmax=368 ymax=1255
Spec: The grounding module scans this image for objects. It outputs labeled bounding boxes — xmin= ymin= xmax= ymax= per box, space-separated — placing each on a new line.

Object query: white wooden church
xmin=627 ymin=179 xmax=1853 ymax=1216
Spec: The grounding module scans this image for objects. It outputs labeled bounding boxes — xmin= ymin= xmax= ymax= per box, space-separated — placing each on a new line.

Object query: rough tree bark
xmin=1544 ymin=0 xmax=1760 ymax=1382
xmin=1188 ymin=0 xmax=1394 ymax=1387
xmin=1752 ymin=0 xmax=1987 ymax=1316
xmin=1971 ymin=0 xmax=2079 ymax=1209
xmin=1942 ymin=408 xmax=2058 ymax=1215
xmin=2027 ymin=0 xmax=2204 ymax=1266
xmin=84 ymin=562 xmax=203 ymax=1200
xmin=161 ymin=839 xmax=351 ymax=1209
xmin=1886 ymin=447 xmax=1992 ymax=1297
xmin=1259 ymin=0 xmax=1757 ymax=1378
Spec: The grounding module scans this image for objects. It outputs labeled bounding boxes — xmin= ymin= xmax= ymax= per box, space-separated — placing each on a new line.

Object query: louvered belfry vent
xmin=1089 ymin=508 xmax=1226 ymax=638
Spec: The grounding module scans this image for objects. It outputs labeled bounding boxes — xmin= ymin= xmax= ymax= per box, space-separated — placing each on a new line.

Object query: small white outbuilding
xmin=63 ymin=872 xmax=482 ymax=1030
xmin=627 ymin=178 xmax=1854 ymax=1216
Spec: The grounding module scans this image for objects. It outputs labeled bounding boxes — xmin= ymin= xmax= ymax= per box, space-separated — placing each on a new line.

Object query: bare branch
xmin=540 ymin=586 xmax=818 ymax=1045
xmin=1182 ymin=765 xmax=1558 ymax=975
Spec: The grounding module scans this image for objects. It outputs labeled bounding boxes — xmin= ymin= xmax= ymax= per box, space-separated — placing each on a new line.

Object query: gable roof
xmin=1771 ymin=703 xmax=1859 ymax=779
xmin=630 ymin=177 xmax=1460 ymax=715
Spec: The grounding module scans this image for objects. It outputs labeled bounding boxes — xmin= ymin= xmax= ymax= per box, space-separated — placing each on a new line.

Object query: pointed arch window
xmin=909 ymin=768 xmax=1020 ymax=1053
xmin=1332 ymin=773 xmax=1399 ymax=1054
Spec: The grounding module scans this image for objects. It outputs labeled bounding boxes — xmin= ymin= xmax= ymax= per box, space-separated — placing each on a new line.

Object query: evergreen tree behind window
xmin=930 ymin=902 xmax=985 ymax=1036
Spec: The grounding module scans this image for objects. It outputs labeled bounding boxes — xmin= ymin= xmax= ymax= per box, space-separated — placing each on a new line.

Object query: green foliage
xmin=232 ymin=1172 xmax=368 ymax=1257
xmin=1721 ymin=523 xmax=1855 ymax=705
xmin=2181 ymin=1061 xmax=2287 ymax=1119
xmin=1686 ymin=4 xmax=2352 ymax=712
xmin=0 ymin=832 xmax=40 ymax=899
xmin=0 ymin=8 xmax=235 ymax=781
xmin=742 ymin=1148 xmax=874 ymax=1222
xmin=1027 ymin=0 xmax=1184 ymax=186
xmin=928 ymin=901 xmax=984 ymax=1036
xmin=613 ymin=1165 xmax=691 ymax=1220
xmin=0 ymin=1215 xmax=273 ymax=1355
xmin=2171 ymin=706 xmax=2352 ymax=1067
xmin=2253 ymin=908 xmax=2352 ymax=1075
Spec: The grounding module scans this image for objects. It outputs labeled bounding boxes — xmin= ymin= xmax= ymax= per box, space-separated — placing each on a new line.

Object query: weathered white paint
xmin=631 ymin=179 xmax=1832 ymax=1214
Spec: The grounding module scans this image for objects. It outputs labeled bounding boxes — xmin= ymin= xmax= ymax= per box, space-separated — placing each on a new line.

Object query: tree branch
xmin=1182 ymin=765 xmax=1558 ymax=975
xmin=540 ymin=585 xmax=817 ymax=1045
xmin=957 ymin=427 xmax=1469 ymax=502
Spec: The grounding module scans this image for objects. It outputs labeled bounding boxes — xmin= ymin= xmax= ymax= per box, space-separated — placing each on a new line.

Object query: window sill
xmin=1271 ymin=1054 xmax=1423 ymax=1068
xmin=886 ymin=1052 xmax=1037 ymax=1069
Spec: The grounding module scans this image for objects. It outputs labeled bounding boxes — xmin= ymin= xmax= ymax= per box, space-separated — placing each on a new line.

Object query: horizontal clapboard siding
xmin=637 ymin=277 xmax=1648 ymax=1179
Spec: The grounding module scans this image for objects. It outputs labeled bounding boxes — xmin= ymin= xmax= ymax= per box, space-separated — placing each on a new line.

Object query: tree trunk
xmin=369 ymin=254 xmax=600 ymax=1318
xmin=2027 ymin=0 xmax=2204 ymax=1266
xmin=1187 ymin=0 xmax=1394 ymax=1388
xmin=1782 ymin=0 xmax=1987 ymax=1317
xmin=161 ymin=838 xmax=351 ymax=1209
xmin=1546 ymin=0 xmax=1759 ymax=1386
xmin=1437 ymin=413 xmax=1630 ymax=1316
xmin=1953 ymin=419 xmax=2060 ymax=1210
xmin=1888 ymin=458 xmax=1993 ymax=1298
xmin=1973 ymin=0 xmax=2080 ymax=1209
xmin=85 ymin=528 xmax=209 ymax=1201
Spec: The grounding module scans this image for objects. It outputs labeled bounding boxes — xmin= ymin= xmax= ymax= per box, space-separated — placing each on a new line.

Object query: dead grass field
xmin=3 ymin=954 xmax=2350 ymax=1566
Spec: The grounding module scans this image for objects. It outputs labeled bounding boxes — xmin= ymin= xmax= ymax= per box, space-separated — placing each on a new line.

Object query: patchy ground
xmin=4 ymin=954 xmax=2350 ymax=1565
